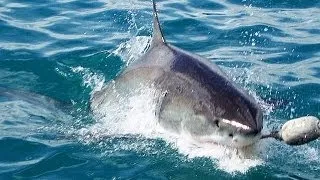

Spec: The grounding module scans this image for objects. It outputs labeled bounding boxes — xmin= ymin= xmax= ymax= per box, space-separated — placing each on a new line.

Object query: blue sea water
xmin=0 ymin=0 xmax=320 ymax=179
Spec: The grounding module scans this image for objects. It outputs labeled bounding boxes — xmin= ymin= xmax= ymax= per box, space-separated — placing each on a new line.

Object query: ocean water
xmin=0 ymin=0 xmax=319 ymax=179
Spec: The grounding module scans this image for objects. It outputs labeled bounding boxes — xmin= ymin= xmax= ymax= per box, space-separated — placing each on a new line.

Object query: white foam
xmin=163 ymin=131 xmax=264 ymax=174
xmin=82 ymin=84 xmax=161 ymax=137
xmin=71 ymin=66 xmax=105 ymax=93
xmin=111 ymin=36 xmax=151 ymax=66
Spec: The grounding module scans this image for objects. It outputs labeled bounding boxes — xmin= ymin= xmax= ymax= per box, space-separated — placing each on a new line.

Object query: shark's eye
xmin=214 ymin=120 xmax=220 ymax=128
xmin=229 ymin=133 xmax=233 ymax=137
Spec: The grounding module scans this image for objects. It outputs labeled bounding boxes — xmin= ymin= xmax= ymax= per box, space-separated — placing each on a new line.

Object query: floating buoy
xmin=280 ymin=116 xmax=320 ymax=145
xmin=262 ymin=116 xmax=320 ymax=146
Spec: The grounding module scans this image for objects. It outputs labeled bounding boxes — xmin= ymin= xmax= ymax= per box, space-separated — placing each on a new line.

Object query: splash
xmin=71 ymin=66 xmax=106 ymax=94
xmin=111 ymin=36 xmax=151 ymax=66
xmin=56 ymin=64 xmax=106 ymax=95
xmin=161 ymin=130 xmax=265 ymax=174
xmin=79 ymin=84 xmax=161 ymax=140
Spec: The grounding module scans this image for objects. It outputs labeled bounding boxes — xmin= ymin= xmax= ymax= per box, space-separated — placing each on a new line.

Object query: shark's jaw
xmin=207 ymin=118 xmax=261 ymax=148
xmin=195 ymin=128 xmax=262 ymax=148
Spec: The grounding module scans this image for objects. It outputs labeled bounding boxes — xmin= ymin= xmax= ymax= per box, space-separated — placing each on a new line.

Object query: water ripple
xmin=0 ymin=0 xmax=319 ymax=179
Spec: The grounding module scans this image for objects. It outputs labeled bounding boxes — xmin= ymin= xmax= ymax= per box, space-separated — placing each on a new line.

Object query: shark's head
xmin=158 ymin=78 xmax=263 ymax=148
xmin=189 ymin=93 xmax=263 ymax=148
xmin=143 ymin=0 xmax=264 ymax=148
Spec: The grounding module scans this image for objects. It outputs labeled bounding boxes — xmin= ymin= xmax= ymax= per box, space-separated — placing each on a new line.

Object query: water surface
xmin=0 ymin=0 xmax=319 ymax=179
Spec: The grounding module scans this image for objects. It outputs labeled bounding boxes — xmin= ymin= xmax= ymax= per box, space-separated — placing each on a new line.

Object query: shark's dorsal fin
xmin=151 ymin=0 xmax=166 ymax=46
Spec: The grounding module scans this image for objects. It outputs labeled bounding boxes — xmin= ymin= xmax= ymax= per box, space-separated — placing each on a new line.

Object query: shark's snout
xmin=213 ymin=118 xmax=262 ymax=147
xmin=239 ymin=125 xmax=261 ymax=136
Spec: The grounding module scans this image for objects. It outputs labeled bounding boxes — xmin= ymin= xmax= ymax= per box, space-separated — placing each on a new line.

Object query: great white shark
xmin=91 ymin=0 xmax=263 ymax=148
